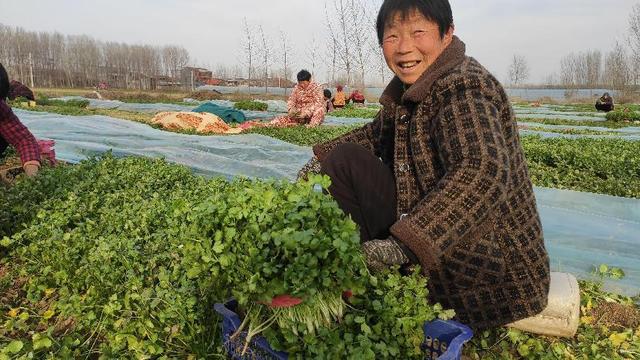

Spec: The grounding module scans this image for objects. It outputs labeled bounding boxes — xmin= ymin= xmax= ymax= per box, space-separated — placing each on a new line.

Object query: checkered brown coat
xmin=313 ymin=37 xmax=550 ymax=329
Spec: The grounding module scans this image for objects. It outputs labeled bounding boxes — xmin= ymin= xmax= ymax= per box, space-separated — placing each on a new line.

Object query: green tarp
xmin=192 ymin=102 xmax=247 ymax=124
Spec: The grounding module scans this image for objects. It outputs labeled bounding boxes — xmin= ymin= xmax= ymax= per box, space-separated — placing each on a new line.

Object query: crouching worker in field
xmin=595 ymin=92 xmax=614 ymax=112
xmin=0 ymin=63 xmax=41 ymax=177
xmin=269 ymin=69 xmax=326 ymax=128
xmin=298 ymin=0 xmax=550 ymax=330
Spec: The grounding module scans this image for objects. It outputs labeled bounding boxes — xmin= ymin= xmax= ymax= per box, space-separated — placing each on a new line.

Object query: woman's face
xmin=381 ymin=10 xmax=453 ymax=85
xmin=298 ymin=80 xmax=310 ymax=89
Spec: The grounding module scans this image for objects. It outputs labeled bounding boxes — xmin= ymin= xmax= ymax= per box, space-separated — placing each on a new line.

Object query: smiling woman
xmin=378 ymin=0 xmax=454 ymax=85
xmin=299 ymin=0 xmax=551 ymax=331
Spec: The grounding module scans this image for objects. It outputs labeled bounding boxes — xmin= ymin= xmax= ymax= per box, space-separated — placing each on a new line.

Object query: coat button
xmin=400 ymin=213 xmax=409 ymax=220
xmin=399 ymin=114 xmax=408 ymax=123
xmin=398 ymin=163 xmax=410 ymax=172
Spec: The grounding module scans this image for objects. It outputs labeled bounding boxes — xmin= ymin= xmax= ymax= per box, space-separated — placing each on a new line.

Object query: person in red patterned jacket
xmin=0 ymin=63 xmax=41 ymax=176
xmin=269 ymin=69 xmax=326 ymax=127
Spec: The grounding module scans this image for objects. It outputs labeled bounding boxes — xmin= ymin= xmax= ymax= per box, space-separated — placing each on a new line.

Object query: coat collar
xmin=380 ymin=36 xmax=467 ymax=107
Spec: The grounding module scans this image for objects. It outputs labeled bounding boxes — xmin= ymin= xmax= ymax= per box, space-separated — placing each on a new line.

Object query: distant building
xmin=205 ymin=78 xmax=224 ymax=86
xmin=151 ymin=75 xmax=182 ymax=90
xmin=181 ymin=67 xmax=213 ymax=89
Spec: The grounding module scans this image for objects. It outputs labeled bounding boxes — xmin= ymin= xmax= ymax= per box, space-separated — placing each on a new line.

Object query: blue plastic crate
xmin=422 ymin=319 xmax=474 ymax=360
xmin=215 ymin=300 xmax=473 ymax=360
xmin=214 ymin=299 xmax=288 ymax=360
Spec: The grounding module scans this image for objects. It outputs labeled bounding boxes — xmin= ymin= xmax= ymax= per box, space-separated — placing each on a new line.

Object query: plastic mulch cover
xmin=17 ymin=109 xmax=312 ymax=180
xmin=54 ymin=96 xmax=283 ymax=120
xmin=512 ymin=104 xmax=608 ymax=122
xmin=518 ymin=121 xmax=640 ymax=134
xmin=16 ymin=109 xmax=640 ymax=296
xmin=54 ymin=97 xmax=371 ymax=126
xmin=535 ymin=187 xmax=640 ymax=295
xmin=519 ymin=130 xmax=640 ymax=141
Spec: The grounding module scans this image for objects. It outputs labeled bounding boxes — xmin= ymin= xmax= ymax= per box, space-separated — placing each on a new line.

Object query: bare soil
xmin=590 ymin=302 xmax=640 ymax=330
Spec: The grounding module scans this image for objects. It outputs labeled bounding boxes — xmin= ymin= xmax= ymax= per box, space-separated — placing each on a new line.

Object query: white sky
xmin=0 ymin=0 xmax=636 ymax=85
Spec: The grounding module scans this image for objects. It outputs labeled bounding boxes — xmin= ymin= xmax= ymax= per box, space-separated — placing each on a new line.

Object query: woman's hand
xmin=23 ymin=163 xmax=40 ymax=177
xmin=361 ymin=238 xmax=415 ymax=272
xmin=297 ymin=156 xmax=321 ymax=181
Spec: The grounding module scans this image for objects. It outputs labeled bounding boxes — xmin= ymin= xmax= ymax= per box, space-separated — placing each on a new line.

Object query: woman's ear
xmin=444 ymin=24 xmax=455 ymax=42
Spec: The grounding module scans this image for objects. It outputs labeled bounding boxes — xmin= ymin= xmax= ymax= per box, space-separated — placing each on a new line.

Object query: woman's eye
xmin=413 ymin=30 xmax=425 ymax=36
xmin=384 ymin=35 xmax=398 ymax=43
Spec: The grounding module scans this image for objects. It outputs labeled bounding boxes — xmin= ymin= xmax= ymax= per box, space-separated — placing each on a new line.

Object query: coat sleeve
xmin=298 ymin=86 xmax=324 ymax=120
xmin=312 ymin=110 xmax=383 ymax=161
xmin=0 ymin=101 xmax=41 ymax=166
xmin=390 ymin=79 xmax=511 ymax=272
xmin=287 ymin=86 xmax=299 ymax=113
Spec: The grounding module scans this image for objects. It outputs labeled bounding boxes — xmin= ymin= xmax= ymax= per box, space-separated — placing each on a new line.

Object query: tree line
xmin=7 ymin=0 xmax=640 ymax=93
xmin=234 ymin=0 xmax=390 ymax=91
xmin=507 ymin=3 xmax=640 ymax=97
xmin=0 ymin=23 xmax=190 ymax=89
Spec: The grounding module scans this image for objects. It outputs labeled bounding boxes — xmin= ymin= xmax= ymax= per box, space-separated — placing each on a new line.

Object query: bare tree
xmin=325 ymin=0 xmax=353 ymax=86
xmin=241 ymin=18 xmax=255 ymax=85
xmin=325 ymin=27 xmax=339 ymax=86
xmin=305 ymin=36 xmax=319 ymax=79
xmin=162 ymin=45 xmax=189 ymax=80
xmin=347 ymin=0 xmax=373 ymax=88
xmin=628 ymin=4 xmax=640 ymax=85
xmin=584 ymin=50 xmax=602 ymax=89
xmin=279 ymin=30 xmax=293 ymax=95
xmin=508 ymin=54 xmax=529 ymax=86
xmin=0 ymin=23 xmax=193 ymax=89
xmin=213 ymin=63 xmax=229 ymax=79
xmin=258 ymin=25 xmax=272 ymax=94
xmin=558 ymin=50 xmax=602 ymax=92
xmin=543 ymin=73 xmax=558 ymax=87
xmin=604 ymin=42 xmax=631 ymax=91
xmin=559 ymin=53 xmax=579 ymax=98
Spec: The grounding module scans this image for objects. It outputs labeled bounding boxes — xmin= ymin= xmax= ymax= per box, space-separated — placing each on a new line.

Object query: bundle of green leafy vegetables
xmin=0 ymin=155 xmax=454 ymax=359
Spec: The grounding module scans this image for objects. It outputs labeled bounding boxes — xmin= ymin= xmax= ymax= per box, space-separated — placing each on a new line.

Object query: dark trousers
xmin=595 ymin=103 xmax=613 ymax=112
xmin=320 ymin=143 xmax=397 ymax=242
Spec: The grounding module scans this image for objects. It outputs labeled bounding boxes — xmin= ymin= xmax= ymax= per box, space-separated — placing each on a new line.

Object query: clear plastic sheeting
xmin=54 ymin=96 xmax=374 ymax=126
xmin=261 ymin=100 xmax=288 ymax=113
xmin=519 ymin=130 xmax=640 ymax=141
xmin=518 ymin=122 xmax=640 ymax=141
xmin=519 ymin=121 xmax=640 ymax=134
xmin=506 ymin=88 xmax=616 ymax=102
xmin=197 ymin=85 xmax=290 ymax=96
xmin=56 ymin=96 xmax=196 ymax=113
xmin=16 ymin=109 xmax=312 ymax=180
xmin=16 ymin=109 xmax=640 ymax=296
xmin=56 ymin=97 xmax=285 ymax=121
xmin=512 ymin=105 xmax=606 ymax=122
xmin=536 ymin=187 xmax=640 ymax=296
xmin=324 ymin=116 xmax=372 ymax=126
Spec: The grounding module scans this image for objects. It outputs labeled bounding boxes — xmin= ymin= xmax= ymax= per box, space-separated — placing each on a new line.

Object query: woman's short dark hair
xmin=297 ymin=69 xmax=312 ymax=82
xmin=0 ymin=63 xmax=9 ymax=101
xmin=376 ymin=0 xmax=453 ymax=45
xmin=323 ymin=89 xmax=332 ymax=99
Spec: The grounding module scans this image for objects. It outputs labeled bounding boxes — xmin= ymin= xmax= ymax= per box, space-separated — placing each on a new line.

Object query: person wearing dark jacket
xmin=595 ymin=92 xmax=614 ymax=112
xmin=298 ymin=0 xmax=549 ymax=330
xmin=0 ymin=63 xmax=41 ymax=176
xmin=8 ymin=80 xmax=35 ymax=101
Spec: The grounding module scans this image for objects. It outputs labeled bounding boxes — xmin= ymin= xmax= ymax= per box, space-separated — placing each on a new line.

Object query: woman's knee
xmin=324 ymin=143 xmax=372 ymax=166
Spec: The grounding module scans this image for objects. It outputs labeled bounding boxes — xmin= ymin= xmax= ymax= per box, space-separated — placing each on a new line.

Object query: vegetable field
xmin=0 ymin=156 xmax=453 ymax=359
xmin=2 ymin=99 xmax=639 ymax=358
